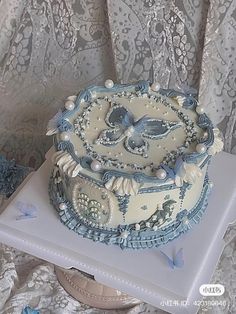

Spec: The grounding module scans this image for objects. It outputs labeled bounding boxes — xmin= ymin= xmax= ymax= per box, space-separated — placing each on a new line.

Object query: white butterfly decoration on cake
xmin=95 ymin=104 xmax=182 ymax=157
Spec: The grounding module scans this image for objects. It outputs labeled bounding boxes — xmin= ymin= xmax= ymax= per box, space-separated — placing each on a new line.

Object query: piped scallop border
xmin=51 ymin=80 xmax=215 ymax=185
xmin=49 ymin=171 xmax=212 ymax=250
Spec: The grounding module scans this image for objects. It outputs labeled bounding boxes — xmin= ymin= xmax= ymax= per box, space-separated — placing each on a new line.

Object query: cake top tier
xmin=47 ymin=80 xmax=222 ymax=190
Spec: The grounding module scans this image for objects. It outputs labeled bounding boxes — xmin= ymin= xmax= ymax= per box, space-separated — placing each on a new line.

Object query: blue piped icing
xmin=47 ymin=80 xmax=223 ymax=249
xmin=95 ymin=104 xmax=182 ymax=157
xmin=51 ymin=80 xmax=216 ymax=184
xmin=57 ymin=119 xmax=73 ymax=132
xmin=49 ymin=173 xmax=212 ymax=249
xmin=159 ymin=88 xmax=198 ymax=109
xmin=102 ymin=170 xmax=169 ymax=185
xmin=116 ymin=194 xmax=130 ymax=214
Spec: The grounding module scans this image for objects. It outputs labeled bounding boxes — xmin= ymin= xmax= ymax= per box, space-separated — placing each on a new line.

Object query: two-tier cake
xmin=47 ymin=80 xmax=223 ymax=249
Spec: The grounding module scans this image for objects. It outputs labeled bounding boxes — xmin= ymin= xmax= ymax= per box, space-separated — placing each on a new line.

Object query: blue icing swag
xmin=95 ymin=104 xmax=182 ymax=157
xmin=47 ymin=80 xmax=217 ymax=250
xmin=49 ymin=173 xmax=212 ymax=250
xmin=52 ymin=80 xmax=216 ymax=184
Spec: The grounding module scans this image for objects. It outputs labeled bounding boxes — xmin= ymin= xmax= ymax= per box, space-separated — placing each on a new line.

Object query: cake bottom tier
xmin=49 ymin=167 xmax=212 ymax=250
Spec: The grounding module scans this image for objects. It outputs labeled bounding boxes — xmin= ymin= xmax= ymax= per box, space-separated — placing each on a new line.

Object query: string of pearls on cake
xmin=71 ymin=179 xmax=114 ymax=227
xmin=72 ymin=83 xmax=209 ymax=178
xmin=78 ymin=94 xmax=168 ymax=171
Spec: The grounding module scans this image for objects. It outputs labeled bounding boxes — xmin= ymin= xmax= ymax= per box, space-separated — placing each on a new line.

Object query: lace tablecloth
xmin=0 ymin=204 xmax=236 ymax=314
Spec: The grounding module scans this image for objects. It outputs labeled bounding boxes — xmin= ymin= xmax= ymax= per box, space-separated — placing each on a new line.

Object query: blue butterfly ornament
xmin=160 ymin=248 xmax=184 ymax=269
xmin=15 ymin=201 xmax=37 ymax=220
xmin=95 ymin=104 xmax=182 ymax=157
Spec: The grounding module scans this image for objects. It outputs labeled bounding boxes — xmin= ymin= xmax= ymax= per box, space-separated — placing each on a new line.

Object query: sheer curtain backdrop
xmin=0 ymin=1 xmax=236 ymax=314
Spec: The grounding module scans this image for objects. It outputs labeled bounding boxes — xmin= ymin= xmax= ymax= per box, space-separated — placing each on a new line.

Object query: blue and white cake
xmin=47 ymin=80 xmax=223 ymax=249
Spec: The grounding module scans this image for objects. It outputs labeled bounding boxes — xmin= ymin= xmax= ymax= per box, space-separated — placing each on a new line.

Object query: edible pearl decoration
xmin=155 ymin=168 xmax=167 ymax=180
xmin=151 ymin=82 xmax=160 ymax=92
xmin=153 ymin=225 xmax=158 ymax=231
xmin=61 ymin=132 xmax=70 ymax=141
xmin=196 ymin=106 xmax=205 ymax=114
xmin=182 ymin=216 xmax=189 ymax=224
xmin=65 ymin=100 xmax=75 ymax=111
xmin=59 ymin=203 xmax=67 ymax=210
xmin=105 ymin=79 xmax=114 ymax=89
xmin=120 ymin=231 xmax=129 ymax=239
xmin=90 ymin=160 xmax=102 ymax=172
xmin=209 ymin=181 xmax=214 ymax=188
xmin=196 ymin=143 xmax=207 ymax=154
xmin=135 ymin=223 xmax=140 ymax=231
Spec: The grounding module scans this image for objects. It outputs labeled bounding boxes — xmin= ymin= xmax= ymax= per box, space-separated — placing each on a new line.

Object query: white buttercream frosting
xmin=174 ymin=96 xmax=185 ymax=107
xmin=105 ymin=176 xmax=141 ymax=196
xmin=208 ymin=128 xmax=224 ymax=155
xmin=52 ymin=150 xmax=82 ymax=177
xmin=175 ymin=162 xmax=202 ymax=187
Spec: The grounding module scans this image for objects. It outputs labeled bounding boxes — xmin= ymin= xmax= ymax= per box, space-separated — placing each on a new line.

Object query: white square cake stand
xmin=0 ymin=151 xmax=236 ymax=314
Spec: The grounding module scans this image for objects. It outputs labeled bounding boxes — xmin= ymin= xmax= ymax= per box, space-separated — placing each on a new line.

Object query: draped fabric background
xmin=0 ymin=0 xmax=236 ymax=313
xmin=0 ymin=0 xmax=236 ymax=167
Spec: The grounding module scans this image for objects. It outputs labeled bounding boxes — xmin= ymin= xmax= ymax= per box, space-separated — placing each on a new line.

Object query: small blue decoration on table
xmin=15 ymin=201 xmax=37 ymax=220
xmin=21 ymin=305 xmax=40 ymax=314
xmin=160 ymin=248 xmax=184 ymax=269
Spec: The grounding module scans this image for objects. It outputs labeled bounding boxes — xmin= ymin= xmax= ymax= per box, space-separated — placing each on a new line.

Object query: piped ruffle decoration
xmin=52 ymin=151 xmax=82 ymax=177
